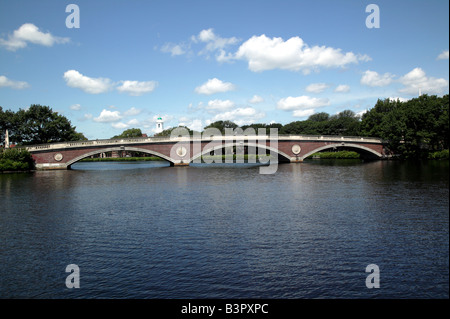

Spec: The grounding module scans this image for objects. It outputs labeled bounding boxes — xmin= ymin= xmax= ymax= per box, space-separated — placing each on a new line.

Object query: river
xmin=0 ymin=160 xmax=448 ymax=298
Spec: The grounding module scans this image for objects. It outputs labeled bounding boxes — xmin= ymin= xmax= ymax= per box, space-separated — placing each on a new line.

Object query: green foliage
xmin=428 ymin=149 xmax=449 ymax=160
xmin=0 ymin=148 xmax=34 ymax=171
xmin=241 ymin=122 xmax=283 ymax=134
xmin=310 ymin=151 xmax=360 ymax=159
xmin=154 ymin=126 xmax=197 ymax=137
xmin=1 ymin=104 xmax=87 ymax=145
xmin=204 ymin=120 xmax=238 ymax=133
xmin=361 ymin=95 xmax=449 ymax=159
xmin=280 ymin=110 xmax=361 ymax=136
xmin=111 ymin=128 xmax=143 ymax=139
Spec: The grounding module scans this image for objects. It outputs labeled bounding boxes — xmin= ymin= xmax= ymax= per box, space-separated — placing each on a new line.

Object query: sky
xmin=0 ymin=0 xmax=448 ymax=139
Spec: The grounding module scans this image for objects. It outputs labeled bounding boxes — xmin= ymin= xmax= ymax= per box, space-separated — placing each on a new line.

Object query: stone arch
xmin=189 ymin=142 xmax=292 ymax=163
xmin=300 ymin=143 xmax=383 ymax=160
xmin=66 ymin=146 xmax=175 ymax=167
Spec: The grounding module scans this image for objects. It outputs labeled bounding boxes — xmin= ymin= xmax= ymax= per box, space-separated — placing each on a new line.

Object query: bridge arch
xmin=301 ymin=143 xmax=383 ymax=160
xmin=66 ymin=146 xmax=175 ymax=167
xmin=189 ymin=142 xmax=292 ymax=163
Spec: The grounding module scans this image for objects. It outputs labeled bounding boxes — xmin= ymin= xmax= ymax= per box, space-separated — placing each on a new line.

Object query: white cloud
xmin=193 ymin=28 xmax=239 ymax=57
xmin=161 ymin=43 xmax=186 ymax=56
xmin=69 ymin=104 xmax=81 ymax=111
xmin=178 ymin=118 xmax=203 ymax=131
xmin=116 ymin=80 xmax=158 ymax=96
xmin=93 ymin=109 xmax=123 ymax=123
xmin=249 ymin=95 xmax=264 ymax=104
xmin=334 ymin=84 xmax=350 ymax=93
xmin=277 ymin=95 xmax=330 ymax=111
xmin=111 ymin=118 xmax=141 ymax=130
xmin=388 ymin=97 xmax=409 ymax=102
xmin=63 ymin=70 xmax=113 ymax=94
xmin=293 ymin=109 xmax=315 ymax=118
xmin=194 ymin=78 xmax=236 ymax=95
xmin=211 ymin=107 xmax=265 ymax=126
xmin=234 ymin=34 xmax=369 ymax=73
xmin=398 ymin=67 xmax=449 ymax=95
xmin=0 ymin=75 xmax=29 ymax=89
xmin=360 ymin=70 xmax=395 ymax=87
xmin=123 ymin=107 xmax=142 ymax=116
xmin=111 ymin=122 xmax=129 ymax=129
xmin=0 ymin=23 xmax=69 ymax=51
xmin=355 ymin=109 xmax=368 ymax=117
xmin=206 ymin=99 xmax=235 ymax=111
xmin=162 ymin=28 xmax=239 ymax=62
xmin=437 ymin=50 xmax=449 ymax=60
xmin=305 ymin=83 xmax=329 ymax=93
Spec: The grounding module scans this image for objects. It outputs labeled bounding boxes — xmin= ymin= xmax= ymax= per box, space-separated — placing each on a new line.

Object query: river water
xmin=0 ymin=160 xmax=448 ymax=299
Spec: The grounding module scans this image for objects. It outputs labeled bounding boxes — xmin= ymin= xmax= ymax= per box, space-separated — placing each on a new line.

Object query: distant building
xmin=156 ymin=116 xmax=164 ymax=134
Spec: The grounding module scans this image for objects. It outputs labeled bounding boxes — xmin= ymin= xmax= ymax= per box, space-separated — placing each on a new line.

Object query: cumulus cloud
xmin=277 ymin=95 xmax=330 ymax=111
xmin=305 ymin=83 xmax=329 ymax=93
xmin=123 ymin=107 xmax=142 ymax=116
xmin=355 ymin=109 xmax=368 ymax=117
xmin=360 ymin=70 xmax=395 ymax=87
xmin=293 ymin=109 xmax=315 ymax=118
xmin=63 ymin=70 xmax=113 ymax=94
xmin=116 ymin=80 xmax=158 ymax=96
xmin=0 ymin=23 xmax=69 ymax=51
xmin=69 ymin=104 xmax=81 ymax=111
xmin=249 ymin=95 xmax=264 ymax=104
xmin=193 ymin=28 xmax=239 ymax=60
xmin=234 ymin=34 xmax=370 ymax=73
xmin=64 ymin=70 xmax=158 ymax=95
xmin=111 ymin=122 xmax=129 ymax=129
xmin=205 ymin=99 xmax=235 ymax=112
xmin=160 ymin=43 xmax=187 ymax=56
xmin=194 ymin=28 xmax=239 ymax=50
xmin=437 ymin=50 xmax=449 ymax=60
xmin=398 ymin=67 xmax=449 ymax=95
xmin=161 ymin=28 xmax=239 ymax=61
xmin=93 ymin=109 xmax=123 ymax=123
xmin=178 ymin=118 xmax=203 ymax=132
xmin=211 ymin=107 xmax=265 ymax=126
xmin=334 ymin=84 xmax=350 ymax=93
xmin=194 ymin=78 xmax=236 ymax=95
xmin=0 ymin=75 xmax=29 ymax=89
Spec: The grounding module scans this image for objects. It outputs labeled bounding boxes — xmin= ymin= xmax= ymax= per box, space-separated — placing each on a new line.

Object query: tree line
xmin=1 ymin=94 xmax=448 ymax=159
xmin=0 ymin=104 xmax=86 ymax=145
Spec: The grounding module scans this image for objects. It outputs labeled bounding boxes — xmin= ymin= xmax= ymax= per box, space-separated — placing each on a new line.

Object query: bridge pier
xmin=290 ymin=157 xmax=303 ymax=163
xmin=172 ymin=162 xmax=190 ymax=167
xmin=35 ymin=163 xmax=69 ymax=170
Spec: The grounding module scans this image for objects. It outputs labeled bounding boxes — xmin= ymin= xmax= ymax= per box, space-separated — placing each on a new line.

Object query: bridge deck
xmin=25 ymin=135 xmax=384 ymax=152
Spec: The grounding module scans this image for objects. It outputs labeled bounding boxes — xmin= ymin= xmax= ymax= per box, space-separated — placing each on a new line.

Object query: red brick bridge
xmin=26 ymin=134 xmax=386 ymax=170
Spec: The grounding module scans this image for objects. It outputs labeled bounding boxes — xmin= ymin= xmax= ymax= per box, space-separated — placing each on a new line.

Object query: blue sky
xmin=0 ymin=0 xmax=448 ymax=139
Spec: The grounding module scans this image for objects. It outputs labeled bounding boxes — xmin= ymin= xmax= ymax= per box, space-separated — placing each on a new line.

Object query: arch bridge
xmin=26 ymin=135 xmax=386 ymax=170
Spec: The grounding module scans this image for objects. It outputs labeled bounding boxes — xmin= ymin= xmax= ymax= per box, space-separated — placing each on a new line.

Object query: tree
xmin=360 ymin=95 xmax=449 ymax=158
xmin=154 ymin=126 xmax=196 ymax=137
xmin=308 ymin=112 xmax=330 ymax=122
xmin=0 ymin=104 xmax=87 ymax=145
xmin=111 ymin=128 xmax=143 ymax=139
xmin=204 ymin=120 xmax=238 ymax=133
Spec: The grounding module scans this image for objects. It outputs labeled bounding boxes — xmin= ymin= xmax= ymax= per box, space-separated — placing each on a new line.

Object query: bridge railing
xmin=24 ymin=135 xmax=384 ymax=152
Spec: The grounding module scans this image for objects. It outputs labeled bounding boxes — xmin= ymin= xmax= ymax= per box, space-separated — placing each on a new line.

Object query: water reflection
xmin=0 ymin=160 xmax=448 ymax=298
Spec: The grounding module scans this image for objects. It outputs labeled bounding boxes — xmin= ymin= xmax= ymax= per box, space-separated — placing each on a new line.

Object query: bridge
xmin=25 ymin=134 xmax=386 ymax=170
